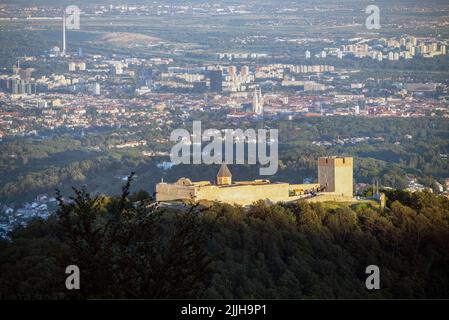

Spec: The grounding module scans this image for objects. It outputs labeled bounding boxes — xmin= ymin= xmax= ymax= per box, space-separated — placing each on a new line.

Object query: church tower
xmin=216 ymin=163 xmax=232 ymax=185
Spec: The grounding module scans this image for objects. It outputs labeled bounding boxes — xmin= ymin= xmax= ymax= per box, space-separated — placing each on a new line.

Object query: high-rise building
xmin=18 ymin=82 xmax=26 ymax=94
xmin=305 ymin=50 xmax=311 ymax=59
xmin=228 ymin=65 xmax=237 ymax=78
xmin=209 ymin=70 xmax=223 ymax=93
xmin=89 ymin=82 xmax=100 ymax=95
xmin=418 ymin=44 xmax=427 ymax=54
xmin=114 ymin=63 xmax=123 ymax=75
xmin=8 ymin=78 xmax=35 ymax=95
xmin=318 ymin=156 xmax=353 ymax=198
xmin=25 ymin=83 xmax=36 ymax=94
xmin=37 ymin=100 xmax=48 ymax=108
xmin=11 ymin=79 xmax=19 ymax=94
xmin=431 ymin=42 xmax=438 ymax=53
xmin=252 ymin=87 xmax=264 ymax=115
xmin=388 ymin=51 xmax=394 ymax=61
xmin=94 ymin=82 xmax=100 ymax=95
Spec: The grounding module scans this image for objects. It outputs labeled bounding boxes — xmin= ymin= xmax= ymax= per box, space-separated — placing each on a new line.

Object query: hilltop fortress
xmin=156 ymin=156 xmax=354 ymax=206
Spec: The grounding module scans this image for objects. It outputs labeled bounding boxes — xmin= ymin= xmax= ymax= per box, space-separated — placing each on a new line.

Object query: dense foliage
xmin=0 ymin=175 xmax=210 ymax=299
xmin=0 ymin=178 xmax=448 ymax=299
xmin=201 ymin=191 xmax=449 ymax=298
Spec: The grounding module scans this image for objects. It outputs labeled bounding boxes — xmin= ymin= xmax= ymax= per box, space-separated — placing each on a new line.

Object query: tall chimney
xmin=62 ymin=14 xmax=66 ymax=56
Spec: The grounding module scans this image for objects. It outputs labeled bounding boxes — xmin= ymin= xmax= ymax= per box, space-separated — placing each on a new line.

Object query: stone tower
xmin=216 ymin=163 xmax=232 ymax=185
xmin=318 ymin=156 xmax=353 ymax=197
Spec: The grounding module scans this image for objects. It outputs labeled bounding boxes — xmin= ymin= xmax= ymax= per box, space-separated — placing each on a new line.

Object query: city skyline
xmin=0 ymin=0 xmax=448 ymax=302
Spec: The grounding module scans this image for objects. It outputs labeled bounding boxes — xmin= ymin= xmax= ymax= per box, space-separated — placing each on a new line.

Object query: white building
xmin=252 ymin=88 xmax=264 ymax=115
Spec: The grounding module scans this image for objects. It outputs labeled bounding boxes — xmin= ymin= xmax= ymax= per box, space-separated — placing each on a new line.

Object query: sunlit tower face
xmin=318 ymin=157 xmax=353 ymax=197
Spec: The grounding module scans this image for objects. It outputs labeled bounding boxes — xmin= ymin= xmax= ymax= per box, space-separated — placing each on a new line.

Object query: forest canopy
xmin=0 ymin=178 xmax=448 ymax=299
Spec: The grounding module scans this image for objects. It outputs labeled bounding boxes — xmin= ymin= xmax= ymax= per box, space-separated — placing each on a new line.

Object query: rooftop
xmin=217 ymin=163 xmax=232 ymax=178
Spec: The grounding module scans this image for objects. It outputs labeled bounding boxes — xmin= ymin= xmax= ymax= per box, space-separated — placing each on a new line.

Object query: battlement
xmin=318 ymin=156 xmax=353 ymax=167
xmin=318 ymin=156 xmax=353 ymax=197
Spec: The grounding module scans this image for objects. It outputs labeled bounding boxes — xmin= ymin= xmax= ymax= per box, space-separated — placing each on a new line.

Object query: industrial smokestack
xmin=62 ymin=14 xmax=66 ymax=56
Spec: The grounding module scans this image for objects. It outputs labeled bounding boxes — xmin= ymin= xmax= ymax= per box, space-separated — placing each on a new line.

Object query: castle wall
xmin=289 ymin=183 xmax=320 ymax=194
xmin=195 ymin=183 xmax=290 ymax=206
xmin=305 ymin=193 xmax=355 ymax=203
xmin=156 ymin=183 xmax=196 ymax=202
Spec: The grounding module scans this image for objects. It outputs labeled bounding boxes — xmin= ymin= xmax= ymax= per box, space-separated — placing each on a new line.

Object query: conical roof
xmin=217 ymin=163 xmax=232 ymax=177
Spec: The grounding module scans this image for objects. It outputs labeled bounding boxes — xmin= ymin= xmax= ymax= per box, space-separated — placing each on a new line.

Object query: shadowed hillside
xmin=0 ymin=176 xmax=448 ymax=299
